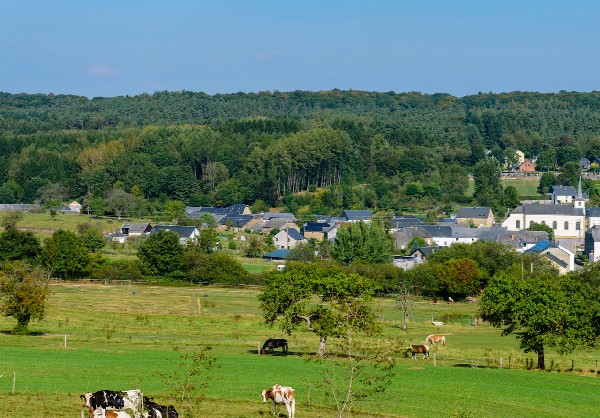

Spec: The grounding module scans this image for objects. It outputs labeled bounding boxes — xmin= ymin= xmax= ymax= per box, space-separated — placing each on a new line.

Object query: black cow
xmin=143 ymin=397 xmax=179 ymax=418
xmin=261 ymin=338 xmax=288 ymax=355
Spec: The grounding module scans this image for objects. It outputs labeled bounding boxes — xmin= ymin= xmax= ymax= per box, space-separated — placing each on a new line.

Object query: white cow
xmin=261 ymin=384 xmax=295 ymax=418
xmin=81 ymin=389 xmax=142 ymax=418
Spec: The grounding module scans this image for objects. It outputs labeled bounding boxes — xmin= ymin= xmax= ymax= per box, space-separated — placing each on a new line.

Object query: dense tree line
xmin=2 ymin=90 xmax=600 ymax=214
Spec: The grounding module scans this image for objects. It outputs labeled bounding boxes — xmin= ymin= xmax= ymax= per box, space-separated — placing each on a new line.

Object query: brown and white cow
xmin=261 ymin=384 xmax=295 ymax=418
xmin=408 ymin=344 xmax=430 ymax=359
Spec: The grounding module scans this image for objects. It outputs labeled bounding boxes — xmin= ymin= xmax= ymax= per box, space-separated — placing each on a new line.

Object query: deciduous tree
xmin=0 ymin=262 xmax=51 ymax=334
xmin=259 ymin=263 xmax=380 ymax=356
xmin=138 ymin=230 xmax=184 ymax=277
xmin=480 ymin=272 xmax=600 ymax=370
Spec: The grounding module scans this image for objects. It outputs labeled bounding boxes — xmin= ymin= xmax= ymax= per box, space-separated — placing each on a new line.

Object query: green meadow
xmin=0 ymin=283 xmax=597 ymax=417
xmin=467 ymin=177 xmax=543 ymax=198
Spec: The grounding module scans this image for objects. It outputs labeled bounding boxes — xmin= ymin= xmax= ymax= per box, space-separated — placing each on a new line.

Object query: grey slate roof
xmin=421 ymin=225 xmax=453 ymax=238
xmin=304 ymin=221 xmax=336 ymax=233
xmin=450 ymin=227 xmax=479 ymax=239
xmin=260 ymin=212 xmax=296 ymax=221
xmin=551 ymin=185 xmax=588 ymax=199
xmin=219 ymin=214 xmax=254 ymax=228
xmin=249 ymin=221 xmax=266 ymax=232
xmin=587 ymin=207 xmax=600 ymax=218
xmin=456 ymin=207 xmax=492 ymax=219
xmin=186 ymin=204 xmax=249 ymax=218
xmin=286 ymin=229 xmax=305 ymax=241
xmin=121 ymin=223 xmax=151 ymax=235
xmin=151 ymin=225 xmax=199 ymax=239
xmin=390 ymin=217 xmax=423 ymax=229
xmin=342 ymin=210 xmax=373 ymax=221
xmin=510 ymin=204 xmax=584 ymax=216
xmin=410 ymin=246 xmax=438 ymax=257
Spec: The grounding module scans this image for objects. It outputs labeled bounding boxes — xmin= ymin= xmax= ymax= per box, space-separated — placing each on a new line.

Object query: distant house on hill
xmin=551 ymin=185 xmax=588 ymax=204
xmin=518 ymin=160 xmax=536 ymax=173
xmin=121 ymin=223 xmax=152 ymax=237
xmin=342 ymin=210 xmax=373 ymax=223
xmin=455 ymin=207 xmax=494 ymax=227
xmin=303 ymin=221 xmax=338 ymax=241
xmin=151 ymin=225 xmax=200 ymax=244
xmin=273 ymin=228 xmax=306 ymax=249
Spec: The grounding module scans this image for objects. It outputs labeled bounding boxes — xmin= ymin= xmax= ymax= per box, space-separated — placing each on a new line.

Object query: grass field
xmin=0 ymin=283 xmax=597 ymax=417
xmin=467 ymin=177 xmax=543 ymax=198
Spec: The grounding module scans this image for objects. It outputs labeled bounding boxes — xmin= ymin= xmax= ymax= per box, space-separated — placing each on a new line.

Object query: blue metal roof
xmin=523 ymin=240 xmax=553 ymax=254
xmin=264 ymin=249 xmax=290 ymax=259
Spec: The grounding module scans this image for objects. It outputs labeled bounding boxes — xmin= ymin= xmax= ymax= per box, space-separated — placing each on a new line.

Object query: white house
xmin=273 ymin=228 xmax=306 ymax=249
xmin=151 ymin=225 xmax=200 ymax=244
xmin=587 ymin=207 xmax=600 ymax=228
xmin=523 ymin=240 xmax=575 ymax=274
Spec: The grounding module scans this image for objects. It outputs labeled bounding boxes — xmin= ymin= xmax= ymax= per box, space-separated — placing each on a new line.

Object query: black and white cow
xmin=142 ymin=397 xmax=178 ymax=418
xmin=81 ymin=389 xmax=143 ymax=418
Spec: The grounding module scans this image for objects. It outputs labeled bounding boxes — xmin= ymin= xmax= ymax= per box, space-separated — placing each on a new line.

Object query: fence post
xmin=258 ymin=343 xmax=261 ymax=355
xmin=571 ymin=359 xmax=575 ymax=371
xmin=12 ymin=372 xmax=15 ymax=394
xmin=307 ymin=383 xmax=311 ymax=408
xmin=433 ymin=353 xmax=437 ymax=366
xmin=500 ymin=356 xmax=503 ymax=369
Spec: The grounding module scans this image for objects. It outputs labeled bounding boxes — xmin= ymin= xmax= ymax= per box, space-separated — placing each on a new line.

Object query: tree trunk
xmin=403 ymin=309 xmax=408 ymax=331
xmin=317 ymin=335 xmax=327 ymax=356
xmin=537 ymin=348 xmax=545 ymax=370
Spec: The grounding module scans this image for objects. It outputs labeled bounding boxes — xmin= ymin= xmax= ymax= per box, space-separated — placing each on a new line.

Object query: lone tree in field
xmin=259 ymin=263 xmax=380 ymax=356
xmin=0 ymin=262 xmax=51 ymax=335
xmin=480 ymin=271 xmax=600 ymax=370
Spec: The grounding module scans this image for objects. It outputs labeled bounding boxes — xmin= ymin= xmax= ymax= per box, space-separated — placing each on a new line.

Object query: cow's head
xmin=261 ymin=388 xmax=273 ymax=403
xmin=80 ymin=393 xmax=93 ymax=407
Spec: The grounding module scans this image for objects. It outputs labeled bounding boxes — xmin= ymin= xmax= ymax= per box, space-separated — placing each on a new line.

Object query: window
xmin=564 ymin=221 xmax=569 ymax=230
xmin=553 ymin=221 xmax=557 ymax=230
xmin=541 ymin=221 xmax=546 ymax=225
xmin=576 ymin=221 xmax=581 ymax=230
xmin=516 ymin=220 xmax=521 ymax=229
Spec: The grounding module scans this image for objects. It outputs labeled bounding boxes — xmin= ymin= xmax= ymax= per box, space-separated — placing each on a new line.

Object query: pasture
xmin=0 ymin=283 xmax=598 ymax=417
xmin=466 ymin=177 xmax=543 ymax=198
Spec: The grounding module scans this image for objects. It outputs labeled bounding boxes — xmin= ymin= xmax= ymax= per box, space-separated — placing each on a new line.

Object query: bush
xmin=185 ymin=253 xmax=248 ymax=284
xmin=91 ymin=259 xmax=143 ymax=282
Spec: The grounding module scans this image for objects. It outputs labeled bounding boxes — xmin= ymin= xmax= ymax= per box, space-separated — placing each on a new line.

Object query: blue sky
xmin=2 ymin=1 xmax=599 ymax=98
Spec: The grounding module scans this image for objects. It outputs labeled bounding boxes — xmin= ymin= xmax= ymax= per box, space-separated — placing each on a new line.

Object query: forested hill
xmin=0 ymin=90 xmax=599 ymax=216
xmin=3 ymin=90 xmax=600 ymax=138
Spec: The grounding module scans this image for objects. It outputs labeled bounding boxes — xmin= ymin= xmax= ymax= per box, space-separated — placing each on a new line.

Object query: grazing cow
xmin=408 ymin=344 xmax=430 ymax=359
xmin=261 ymin=338 xmax=288 ymax=355
xmin=143 ymin=397 xmax=178 ymax=418
xmin=425 ymin=334 xmax=447 ymax=347
xmin=261 ymin=384 xmax=295 ymax=418
xmin=81 ymin=390 xmax=143 ymax=418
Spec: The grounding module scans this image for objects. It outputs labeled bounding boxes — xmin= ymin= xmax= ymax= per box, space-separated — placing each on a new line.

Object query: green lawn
xmin=0 ymin=284 xmax=597 ymax=417
xmin=467 ymin=177 xmax=543 ymax=198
